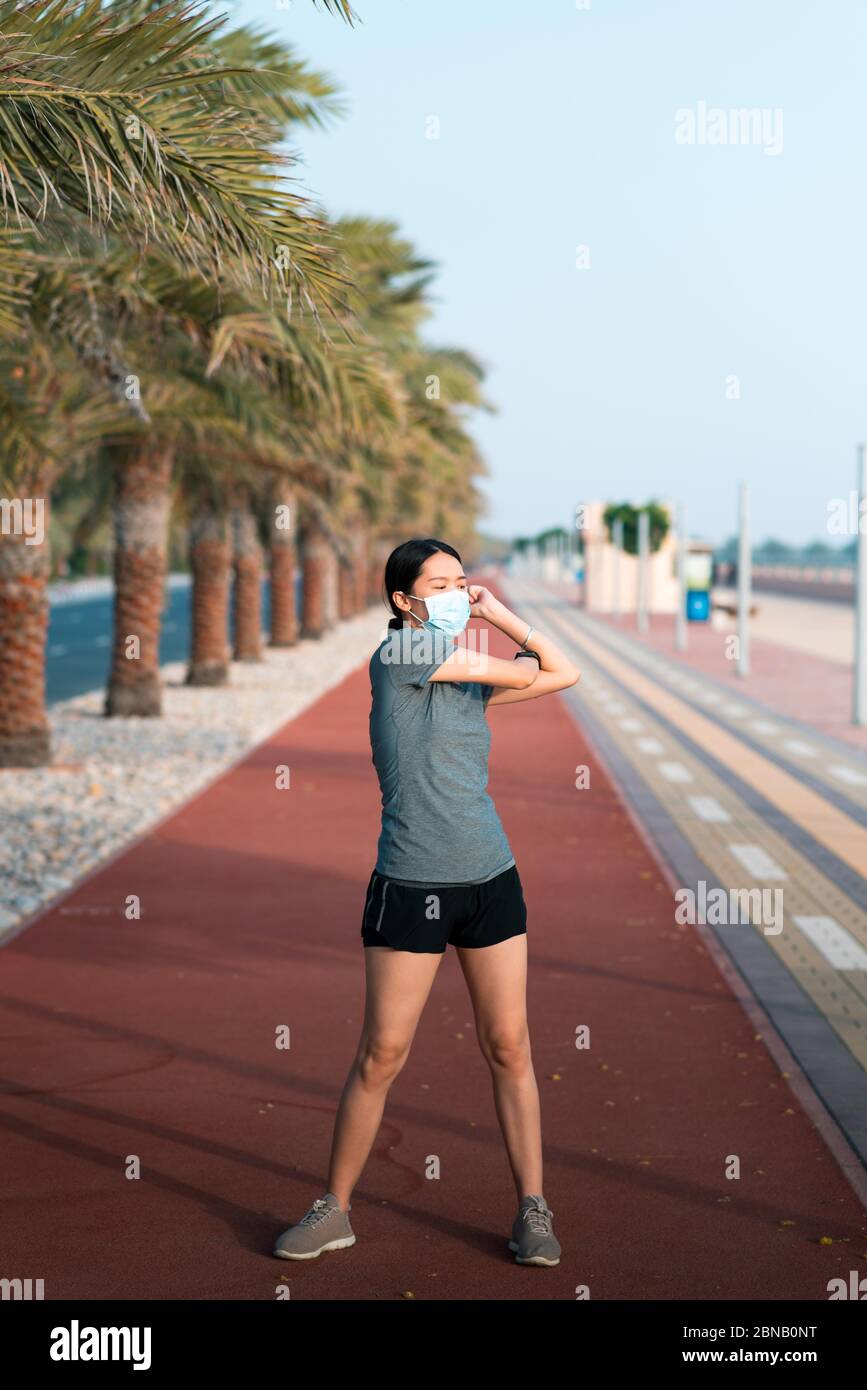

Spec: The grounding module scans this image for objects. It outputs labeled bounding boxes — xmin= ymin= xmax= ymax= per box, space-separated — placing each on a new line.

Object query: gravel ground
xmin=0 ymin=607 xmax=388 ymax=940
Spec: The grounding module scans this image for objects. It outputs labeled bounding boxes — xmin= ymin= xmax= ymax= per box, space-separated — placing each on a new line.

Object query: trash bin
xmin=685 ymin=547 xmax=713 ymax=622
xmin=686 ymin=589 xmax=710 ymax=622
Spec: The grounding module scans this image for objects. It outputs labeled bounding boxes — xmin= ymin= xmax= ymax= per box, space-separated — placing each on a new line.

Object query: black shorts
xmin=360 ymin=864 xmax=527 ymax=953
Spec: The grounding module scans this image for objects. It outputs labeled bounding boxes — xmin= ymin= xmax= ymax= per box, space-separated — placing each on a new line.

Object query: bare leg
xmin=456 ymin=934 xmax=543 ymax=1204
xmin=326 ymin=945 xmax=443 ymax=1210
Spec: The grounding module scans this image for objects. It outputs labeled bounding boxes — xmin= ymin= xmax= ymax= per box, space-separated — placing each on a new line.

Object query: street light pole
xmin=854 ymin=445 xmax=867 ymax=724
xmin=737 ymin=481 xmax=750 ymax=678
xmin=675 ymin=501 xmax=688 ymax=652
xmin=612 ymin=518 xmax=623 ymax=620
xmin=637 ymin=509 xmax=649 ymax=633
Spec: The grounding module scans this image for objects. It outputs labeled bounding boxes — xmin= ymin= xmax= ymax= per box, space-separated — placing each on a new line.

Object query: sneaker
xmin=272 ymin=1192 xmax=356 ymax=1260
xmin=508 ymin=1194 xmax=561 ymax=1266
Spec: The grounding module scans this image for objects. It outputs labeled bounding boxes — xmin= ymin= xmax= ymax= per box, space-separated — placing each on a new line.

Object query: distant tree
xmin=756 ymin=538 xmax=792 ymax=560
xmin=603 ymin=501 xmax=669 ymax=556
xmin=714 ymin=535 xmax=739 ymax=564
xmin=802 ymin=539 xmax=835 ymax=562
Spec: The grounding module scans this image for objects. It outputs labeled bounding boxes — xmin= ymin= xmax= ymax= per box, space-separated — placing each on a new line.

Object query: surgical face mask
xmin=406 ymin=588 xmax=471 ymax=639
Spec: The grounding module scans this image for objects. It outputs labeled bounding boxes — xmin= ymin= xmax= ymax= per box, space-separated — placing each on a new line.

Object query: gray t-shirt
xmin=368 ymin=625 xmax=516 ymax=884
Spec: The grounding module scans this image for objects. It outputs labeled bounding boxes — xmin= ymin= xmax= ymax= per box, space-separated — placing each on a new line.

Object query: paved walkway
xmin=507 ymin=574 xmax=867 ymax=1178
xmin=571 ymin=588 xmax=867 ymax=750
xmin=711 ymin=586 xmax=856 ymax=668
xmin=1 ymin=582 xmax=864 ymax=1300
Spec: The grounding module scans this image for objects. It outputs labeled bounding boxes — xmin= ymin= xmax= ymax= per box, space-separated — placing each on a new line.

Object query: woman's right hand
xmin=468 ymin=584 xmax=508 ymax=623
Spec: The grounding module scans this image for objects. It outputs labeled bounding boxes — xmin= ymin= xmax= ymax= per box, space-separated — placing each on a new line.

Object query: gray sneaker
xmin=273 ymin=1192 xmax=356 ymax=1260
xmin=508 ymin=1194 xmax=561 ymax=1266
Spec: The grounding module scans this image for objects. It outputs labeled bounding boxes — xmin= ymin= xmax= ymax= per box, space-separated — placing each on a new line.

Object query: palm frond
xmin=0 ymin=0 xmax=349 ymax=323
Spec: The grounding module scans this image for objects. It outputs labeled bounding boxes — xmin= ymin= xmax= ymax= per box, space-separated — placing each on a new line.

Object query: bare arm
xmin=468 ymin=585 xmax=581 ymax=706
xmin=427 ymin=644 xmax=539 ymax=690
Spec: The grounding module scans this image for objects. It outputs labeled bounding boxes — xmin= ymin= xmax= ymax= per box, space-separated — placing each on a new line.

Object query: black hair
xmin=383 ymin=537 xmax=463 ymax=630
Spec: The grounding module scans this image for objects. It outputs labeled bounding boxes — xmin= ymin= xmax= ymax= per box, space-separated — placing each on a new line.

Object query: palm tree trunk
xmin=336 ymin=521 xmax=369 ymax=619
xmin=368 ymin=536 xmax=394 ymax=610
xmin=299 ymin=510 xmax=338 ymax=639
xmin=231 ymin=494 xmax=264 ymax=662
xmin=338 ymin=552 xmax=356 ymax=620
xmin=352 ymin=522 xmax=371 ymax=613
xmin=268 ymin=492 xmax=299 ymax=647
xmin=0 ymin=488 xmax=52 ymax=766
xmin=104 ymin=444 xmax=172 ymax=718
xmin=187 ymin=505 xmax=230 ymax=686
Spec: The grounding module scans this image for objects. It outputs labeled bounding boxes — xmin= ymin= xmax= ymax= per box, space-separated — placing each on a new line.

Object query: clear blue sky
xmin=235 ymin=0 xmax=867 ymax=546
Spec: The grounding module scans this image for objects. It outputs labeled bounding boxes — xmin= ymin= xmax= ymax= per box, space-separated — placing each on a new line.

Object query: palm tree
xmin=229 ymin=482 xmax=265 ymax=663
xmin=0 ymin=1 xmax=358 ymax=748
xmin=318 ymin=216 xmax=493 ymax=594
xmin=187 ymin=498 xmax=232 ymax=687
xmin=1 ymin=2 xmax=495 ymax=764
xmin=267 ymin=484 xmax=300 ymax=648
xmin=0 ymin=340 xmax=134 ymax=763
xmin=0 ymin=0 xmax=352 ymax=324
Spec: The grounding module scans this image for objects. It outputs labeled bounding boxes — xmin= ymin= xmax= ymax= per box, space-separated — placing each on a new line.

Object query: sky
xmin=234 ymin=0 xmax=867 ymax=547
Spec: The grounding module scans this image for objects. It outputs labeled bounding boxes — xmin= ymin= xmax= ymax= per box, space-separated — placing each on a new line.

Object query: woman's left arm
xmin=468 ymin=585 xmax=581 ymax=706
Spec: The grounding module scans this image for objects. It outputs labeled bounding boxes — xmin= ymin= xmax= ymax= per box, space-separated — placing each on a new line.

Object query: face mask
xmin=406 ymin=588 xmax=471 ymax=639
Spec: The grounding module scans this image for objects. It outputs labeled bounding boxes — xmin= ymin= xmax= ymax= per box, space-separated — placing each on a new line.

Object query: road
xmin=45 ymin=576 xmax=297 ymax=705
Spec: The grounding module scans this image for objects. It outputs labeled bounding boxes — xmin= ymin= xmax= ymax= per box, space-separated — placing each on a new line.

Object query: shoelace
xmin=522 ymin=1199 xmax=554 ymax=1234
xmin=299 ymin=1198 xmax=333 ymax=1227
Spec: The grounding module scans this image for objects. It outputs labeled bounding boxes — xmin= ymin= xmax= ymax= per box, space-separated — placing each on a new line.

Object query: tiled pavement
xmin=592 ymin=595 xmax=867 ymax=751
xmin=502 ymin=574 xmax=867 ymax=1183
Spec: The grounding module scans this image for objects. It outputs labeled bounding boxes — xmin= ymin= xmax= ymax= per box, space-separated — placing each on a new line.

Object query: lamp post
xmin=612 ymin=517 xmax=623 ymax=620
xmin=854 ymin=446 xmax=867 ymax=723
xmin=637 ymin=509 xmax=649 ymax=633
xmin=737 ymin=481 xmax=750 ymax=678
xmin=675 ymin=501 xmax=688 ymax=652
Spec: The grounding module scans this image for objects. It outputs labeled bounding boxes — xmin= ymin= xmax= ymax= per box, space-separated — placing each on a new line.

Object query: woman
xmin=273 ymin=537 xmax=580 ymax=1267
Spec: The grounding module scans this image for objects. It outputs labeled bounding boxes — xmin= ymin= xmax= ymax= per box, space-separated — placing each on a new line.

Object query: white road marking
xmin=722 ymin=704 xmax=747 ymax=718
xmin=688 ymin=796 xmax=732 ymax=823
xmin=751 ymin=720 xmax=780 ymax=735
xmin=658 ymin=761 xmax=693 ymax=783
xmin=606 ymin=701 xmax=626 ymax=714
xmin=637 ymin=737 xmax=665 ymax=755
xmin=618 ymin=718 xmax=644 ymax=732
xmin=728 ymin=844 xmax=787 ymax=880
xmin=783 ymin=739 xmax=818 ymax=759
xmin=697 ymin=691 xmax=721 ymax=705
xmin=829 ymin=765 xmax=867 ymax=787
xmin=792 ymin=916 xmax=867 ymax=971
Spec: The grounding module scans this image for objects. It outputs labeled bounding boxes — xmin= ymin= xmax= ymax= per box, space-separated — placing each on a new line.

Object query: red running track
xmin=0 ymin=609 xmax=864 ymax=1300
